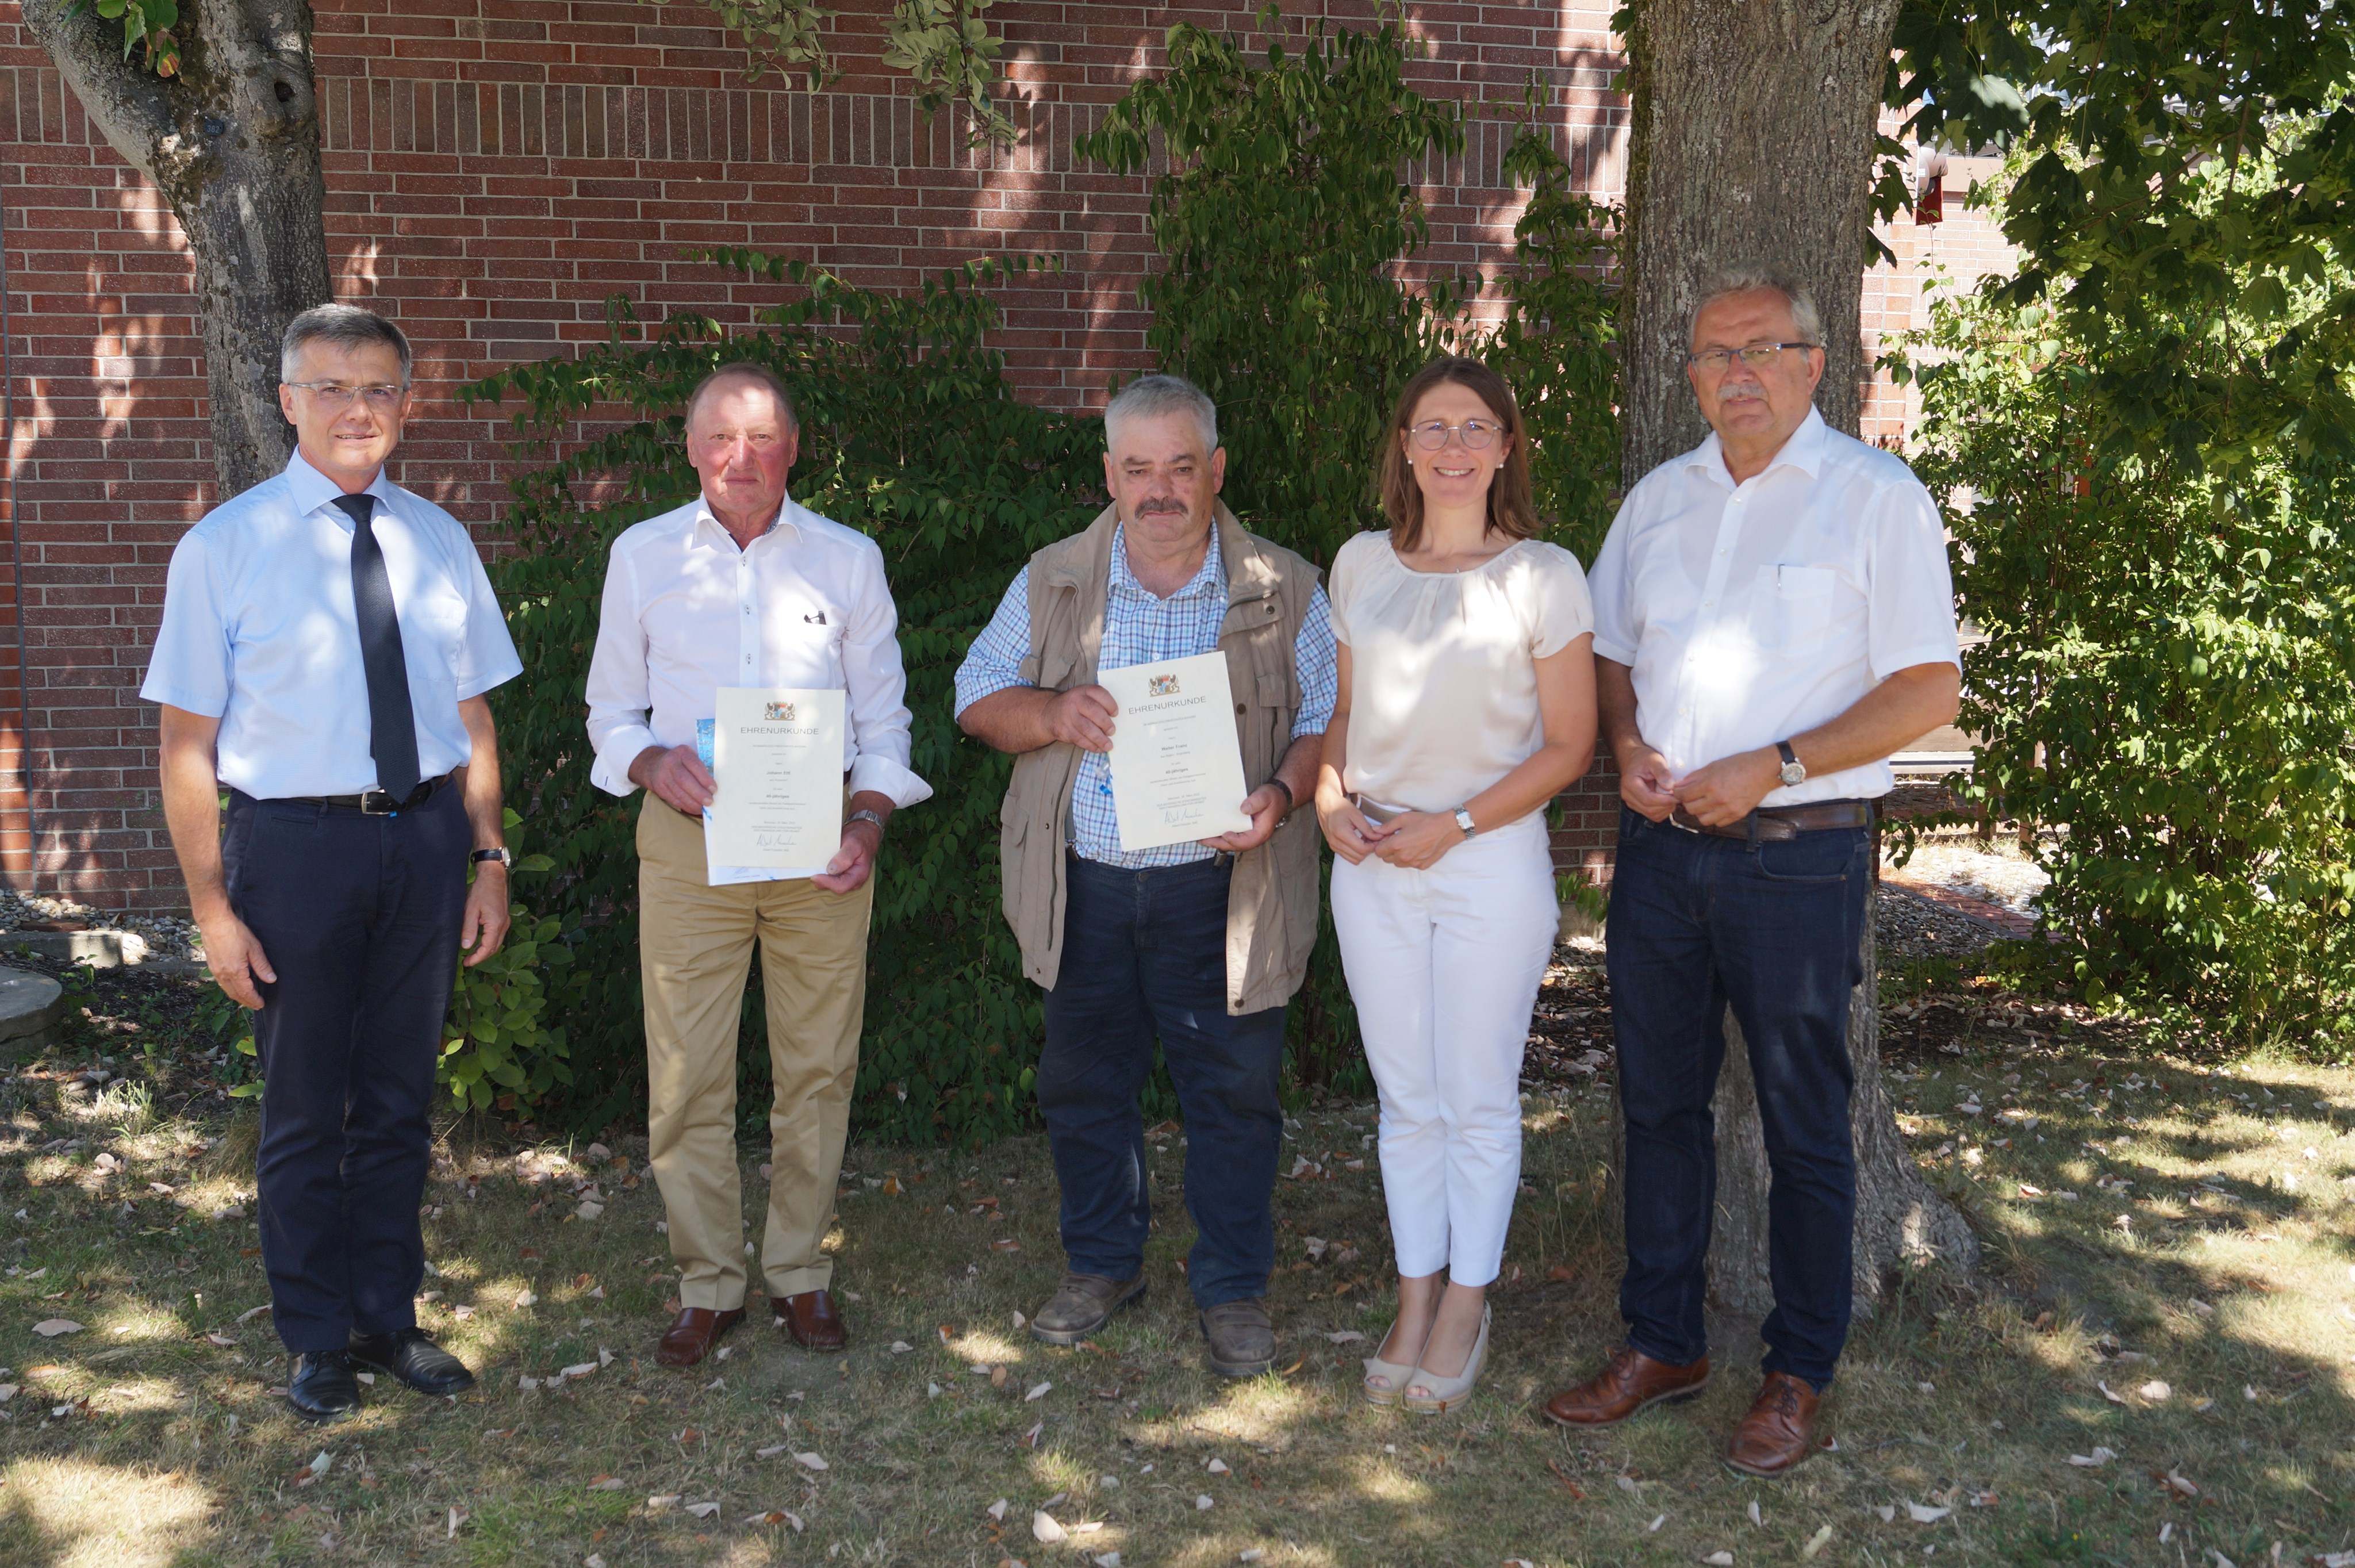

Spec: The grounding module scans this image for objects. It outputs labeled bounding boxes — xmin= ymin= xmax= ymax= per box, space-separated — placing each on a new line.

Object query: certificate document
xmin=1099 ymin=651 xmax=1252 ymax=852
xmin=703 ymin=687 xmax=846 ymax=880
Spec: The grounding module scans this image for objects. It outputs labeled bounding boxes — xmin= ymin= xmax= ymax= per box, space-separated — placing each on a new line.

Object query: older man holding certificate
xmin=956 ymin=374 xmax=1336 ymax=1377
xmin=585 ymin=362 xmax=931 ymax=1369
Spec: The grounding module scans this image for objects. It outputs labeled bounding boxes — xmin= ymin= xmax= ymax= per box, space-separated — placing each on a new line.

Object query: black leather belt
xmin=279 ymin=773 xmax=455 ymax=816
xmin=1670 ymin=799 xmax=1873 ymax=842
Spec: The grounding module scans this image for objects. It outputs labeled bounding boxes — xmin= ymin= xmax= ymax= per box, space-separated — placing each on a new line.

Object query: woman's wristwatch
xmin=1453 ymin=807 xmax=1478 ymax=839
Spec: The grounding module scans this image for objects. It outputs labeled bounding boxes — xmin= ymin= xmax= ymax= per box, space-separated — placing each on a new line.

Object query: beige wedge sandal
xmin=1402 ymin=1305 xmax=1491 ymax=1414
xmin=1361 ymin=1320 xmax=1426 ymax=1408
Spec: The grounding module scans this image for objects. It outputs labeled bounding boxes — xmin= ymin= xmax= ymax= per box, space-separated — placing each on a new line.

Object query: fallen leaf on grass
xmin=647 ymin=1494 xmax=681 ymax=1511
xmin=1646 ymin=1515 xmax=1664 ymax=1533
xmin=793 ymin=1452 xmax=828 ymax=1471
xmin=586 ymin=1475 xmax=624 ymax=1490
xmin=204 ymin=1332 xmax=236 ymax=1347
xmin=512 ymin=1289 xmax=536 ymax=1309
xmin=452 ymin=1305 xmax=476 ymax=1320
xmin=1021 ymin=1420 xmax=1044 ymax=1448
xmin=561 ymin=1362 xmax=597 ymax=1379
xmin=987 ymin=1499 xmax=1008 ymax=1523
xmin=684 ymin=1502 xmax=719 ymax=1520
xmin=585 ymin=1557 xmax=606 ymax=1568
xmin=743 ymin=1510 xmax=804 ymax=1531
xmin=1324 ymin=1329 xmax=1365 ymax=1344
xmin=2140 ymin=1380 xmax=2172 ymax=1402
xmin=2160 ymin=1467 xmax=2197 ymax=1498
xmin=1748 ymin=1500 xmax=1763 ymax=1525
xmin=756 ymin=1444 xmax=790 ymax=1459
xmin=2098 ymin=1381 xmax=2128 ymax=1405
xmin=1702 ymin=1554 xmax=1734 ymax=1566
xmin=1876 ymin=1506 xmax=1896 ymax=1523
xmin=445 ymin=1506 xmax=466 ymax=1538
xmin=991 ymin=1239 xmax=1022 ymax=1253
xmin=1206 ymin=1458 xmax=1230 ymax=1475
xmin=1907 ymin=1503 xmax=1950 ymax=1524
xmin=31 ymin=1320 xmax=82 ymax=1337
xmin=1195 ymin=1494 xmax=1214 ymax=1511
xmin=1033 ymin=1512 xmax=1067 ymax=1544
xmin=1803 ymin=1525 xmax=1833 ymax=1558
xmin=2068 ymin=1447 xmax=2118 ymax=1468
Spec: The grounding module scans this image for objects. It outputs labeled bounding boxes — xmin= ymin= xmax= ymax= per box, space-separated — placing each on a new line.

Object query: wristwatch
xmin=847 ymin=808 xmax=888 ymax=837
xmin=1452 ymin=807 xmax=1479 ymax=839
xmin=1775 ymin=741 xmax=1807 ymax=788
xmin=470 ymin=847 xmax=513 ymax=869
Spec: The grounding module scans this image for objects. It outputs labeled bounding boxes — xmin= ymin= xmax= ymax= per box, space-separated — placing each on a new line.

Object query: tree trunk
xmin=1620 ymin=0 xmax=1895 ymax=479
xmin=1620 ymin=0 xmax=1981 ymax=1310
xmin=21 ymin=0 xmax=330 ymax=500
xmin=1705 ymin=904 xmax=1980 ymax=1317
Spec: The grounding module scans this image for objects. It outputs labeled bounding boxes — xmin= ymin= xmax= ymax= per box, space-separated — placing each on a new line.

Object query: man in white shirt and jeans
xmin=1543 ymin=269 xmax=1961 ymax=1475
xmin=585 ymin=362 xmax=930 ymax=1368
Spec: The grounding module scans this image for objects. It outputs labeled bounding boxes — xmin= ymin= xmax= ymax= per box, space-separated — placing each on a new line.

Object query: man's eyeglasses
xmin=1408 ymin=418 xmax=1503 ymax=452
xmin=1686 ymin=343 xmax=1817 ymax=374
xmin=285 ymin=381 xmax=408 ymax=411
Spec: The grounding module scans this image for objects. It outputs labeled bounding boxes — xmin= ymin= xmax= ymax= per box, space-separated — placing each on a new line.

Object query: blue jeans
xmin=1038 ymin=853 xmax=1286 ymax=1308
xmin=1606 ymin=806 xmax=1870 ymax=1390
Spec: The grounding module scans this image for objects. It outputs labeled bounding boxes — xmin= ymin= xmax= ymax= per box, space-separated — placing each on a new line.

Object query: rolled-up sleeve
xmin=140 ymin=531 xmax=232 ymax=716
xmin=1866 ymin=480 xmax=1962 ymax=681
xmin=584 ymin=541 xmax=659 ymax=797
xmin=1289 ymin=584 xmax=1337 ymax=738
xmin=1587 ymin=501 xmax=1640 ymax=668
xmin=952 ymin=568 xmax=1034 ymax=717
xmin=841 ymin=546 xmax=932 ymax=808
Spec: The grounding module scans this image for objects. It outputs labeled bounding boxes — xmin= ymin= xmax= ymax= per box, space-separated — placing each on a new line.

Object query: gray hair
xmin=280 ymin=304 xmax=412 ymax=382
xmin=1104 ymin=373 xmax=1218 ymax=455
xmin=685 ymin=361 xmax=799 ymax=430
xmin=1688 ymin=267 xmax=1823 ymax=348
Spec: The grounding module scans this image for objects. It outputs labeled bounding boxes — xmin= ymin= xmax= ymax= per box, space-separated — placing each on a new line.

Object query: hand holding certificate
xmin=1098 ymin=651 xmax=1253 ymax=852
xmin=703 ymin=687 xmax=847 ymax=881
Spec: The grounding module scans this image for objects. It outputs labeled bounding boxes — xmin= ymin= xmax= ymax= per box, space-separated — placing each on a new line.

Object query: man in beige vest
xmin=956 ymin=375 xmax=1336 ymax=1377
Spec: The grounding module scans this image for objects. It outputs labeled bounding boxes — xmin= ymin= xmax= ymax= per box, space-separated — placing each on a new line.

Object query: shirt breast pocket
xmin=1749 ymin=565 xmax=1835 ymax=653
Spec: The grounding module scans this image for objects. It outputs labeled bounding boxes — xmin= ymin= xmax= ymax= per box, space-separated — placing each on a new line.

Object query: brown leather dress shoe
xmin=774 ymin=1289 xmax=847 ymax=1351
xmin=1541 ymin=1344 xmax=1712 ymax=1428
xmin=1724 ymin=1371 xmax=1821 ymax=1477
xmin=655 ymin=1306 xmax=743 ymax=1368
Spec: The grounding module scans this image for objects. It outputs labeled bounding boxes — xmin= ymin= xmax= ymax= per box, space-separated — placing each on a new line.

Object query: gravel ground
xmin=1874 ymin=881 xmax=2012 ymax=958
xmin=1889 ymin=833 xmax=2051 ymax=917
xmin=0 ymin=889 xmax=201 ymax=959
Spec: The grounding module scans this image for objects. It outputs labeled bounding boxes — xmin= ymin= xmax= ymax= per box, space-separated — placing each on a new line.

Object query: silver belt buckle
xmin=359 ymin=788 xmax=401 ymax=815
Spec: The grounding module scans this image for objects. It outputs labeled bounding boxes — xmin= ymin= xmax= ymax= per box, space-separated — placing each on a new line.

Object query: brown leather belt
xmin=1670 ymin=799 xmax=1873 ymax=842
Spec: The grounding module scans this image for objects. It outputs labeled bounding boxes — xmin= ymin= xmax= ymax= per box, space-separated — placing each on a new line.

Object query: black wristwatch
xmin=470 ymin=848 xmax=513 ymax=869
xmin=1263 ymin=778 xmax=1294 ymax=815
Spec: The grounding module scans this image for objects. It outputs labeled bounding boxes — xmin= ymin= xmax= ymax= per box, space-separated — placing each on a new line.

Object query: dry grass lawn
xmin=2 ymin=954 xmax=2353 ymax=1566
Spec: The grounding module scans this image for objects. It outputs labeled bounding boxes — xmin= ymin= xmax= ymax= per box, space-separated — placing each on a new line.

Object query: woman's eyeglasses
xmin=1408 ymin=418 xmax=1502 ymax=452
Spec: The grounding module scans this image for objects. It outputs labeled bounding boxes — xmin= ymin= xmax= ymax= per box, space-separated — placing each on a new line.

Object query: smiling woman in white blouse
xmin=1315 ymin=356 xmax=1598 ymax=1413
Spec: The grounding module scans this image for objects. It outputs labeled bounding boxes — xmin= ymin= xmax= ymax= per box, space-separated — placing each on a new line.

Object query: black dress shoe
xmin=348 ymin=1327 xmax=477 ymax=1396
xmin=288 ymin=1350 xmax=363 ymax=1423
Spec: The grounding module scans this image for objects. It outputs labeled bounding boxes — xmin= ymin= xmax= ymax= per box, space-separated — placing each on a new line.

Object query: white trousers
xmin=1331 ymin=812 xmax=1559 ymax=1286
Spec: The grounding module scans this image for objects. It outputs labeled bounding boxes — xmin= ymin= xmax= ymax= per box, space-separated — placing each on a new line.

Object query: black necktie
xmin=335 ymin=492 xmax=421 ymax=801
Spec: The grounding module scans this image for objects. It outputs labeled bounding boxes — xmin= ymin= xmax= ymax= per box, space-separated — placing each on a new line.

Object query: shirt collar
xmin=1109 ymin=520 xmax=1224 ymax=601
xmin=286 ymin=449 xmax=400 ymax=528
xmin=1684 ymin=404 xmax=1829 ymax=490
xmin=693 ymin=493 xmax=800 ymax=551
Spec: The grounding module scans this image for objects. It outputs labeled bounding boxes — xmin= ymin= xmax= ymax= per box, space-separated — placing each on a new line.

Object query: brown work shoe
xmin=1029 ymin=1271 xmax=1147 ymax=1347
xmin=1724 ymin=1371 xmax=1821 ymax=1478
xmin=1199 ymin=1297 xmax=1276 ymax=1378
xmin=773 ymin=1289 xmax=847 ymax=1351
xmin=1541 ymin=1344 xmax=1712 ymax=1428
xmin=654 ymin=1306 xmax=743 ymax=1368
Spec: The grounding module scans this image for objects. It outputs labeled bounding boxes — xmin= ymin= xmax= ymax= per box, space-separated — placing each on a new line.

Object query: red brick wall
xmin=0 ymin=0 xmax=2004 ymax=914
xmin=0 ymin=0 xmax=1629 ymax=913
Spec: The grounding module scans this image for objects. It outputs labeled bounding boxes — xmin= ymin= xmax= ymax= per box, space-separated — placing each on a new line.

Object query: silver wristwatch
xmin=847 ymin=808 xmax=888 ymax=836
xmin=1775 ymin=741 xmax=1807 ymax=788
xmin=1452 ymin=807 xmax=1478 ymax=839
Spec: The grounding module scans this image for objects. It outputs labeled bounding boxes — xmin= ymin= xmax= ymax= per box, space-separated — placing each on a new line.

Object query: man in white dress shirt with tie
xmin=1542 ymin=270 xmax=1961 ymax=1475
xmin=585 ymin=362 xmax=930 ymax=1368
xmin=145 ymin=305 xmax=523 ymax=1423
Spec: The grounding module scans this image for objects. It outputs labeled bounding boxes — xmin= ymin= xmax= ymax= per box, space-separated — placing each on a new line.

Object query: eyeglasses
xmin=1408 ymin=418 xmax=1502 ymax=451
xmin=1686 ymin=343 xmax=1817 ymax=374
xmin=285 ymin=381 xmax=408 ymax=411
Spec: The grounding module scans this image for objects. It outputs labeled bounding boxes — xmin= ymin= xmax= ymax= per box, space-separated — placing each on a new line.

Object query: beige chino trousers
xmin=637 ymin=796 xmax=872 ymax=1312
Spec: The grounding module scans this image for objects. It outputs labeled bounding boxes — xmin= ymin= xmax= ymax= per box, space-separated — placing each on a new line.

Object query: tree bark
xmin=1620 ymin=0 xmax=1896 ymax=479
xmin=21 ymin=0 xmax=331 ymax=500
xmin=1705 ymin=906 xmax=1980 ymax=1317
xmin=1619 ymin=0 xmax=1981 ymax=1311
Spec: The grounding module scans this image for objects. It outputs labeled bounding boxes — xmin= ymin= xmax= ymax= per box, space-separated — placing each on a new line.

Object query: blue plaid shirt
xmin=955 ymin=523 xmax=1338 ymax=868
